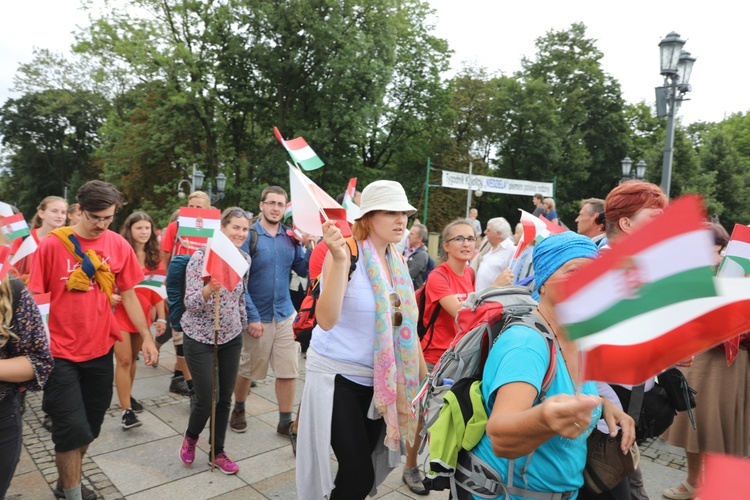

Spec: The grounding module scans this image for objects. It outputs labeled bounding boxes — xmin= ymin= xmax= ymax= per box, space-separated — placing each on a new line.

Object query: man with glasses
xmin=28 ymin=181 xmax=159 ymax=500
xmin=160 ymin=190 xmax=212 ymax=398
xmin=471 ymin=217 xmax=516 ymax=292
xmin=231 ymin=186 xmax=313 ymax=435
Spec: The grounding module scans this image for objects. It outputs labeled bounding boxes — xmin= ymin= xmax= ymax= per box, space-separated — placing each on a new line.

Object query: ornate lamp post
xmin=177 ymin=165 xmax=227 ymax=204
xmin=656 ymin=32 xmax=696 ymax=196
xmin=620 ymin=157 xmax=647 ymax=184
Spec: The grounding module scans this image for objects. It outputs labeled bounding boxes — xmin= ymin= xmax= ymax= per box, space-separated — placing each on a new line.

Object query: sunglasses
xmin=230 ymin=209 xmax=253 ymax=219
xmin=446 ymin=235 xmax=477 ymax=244
xmin=389 ymin=292 xmax=403 ymax=327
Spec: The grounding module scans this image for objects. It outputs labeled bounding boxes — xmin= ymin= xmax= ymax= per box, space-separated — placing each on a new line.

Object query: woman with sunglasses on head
xmin=177 ymin=207 xmax=252 ymax=475
xmin=296 ymin=180 xmax=427 ymax=500
xmin=112 ymin=212 xmax=167 ymax=429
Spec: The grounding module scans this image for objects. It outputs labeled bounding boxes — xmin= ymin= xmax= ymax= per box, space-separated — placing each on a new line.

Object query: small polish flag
xmin=274 ymin=126 xmax=324 ymax=171
xmin=202 ymin=230 xmax=250 ymax=291
xmin=10 ymin=235 xmax=38 ymax=266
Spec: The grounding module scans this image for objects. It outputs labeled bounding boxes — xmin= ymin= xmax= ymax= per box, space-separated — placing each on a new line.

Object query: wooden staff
xmin=210 ymin=288 xmax=220 ymax=471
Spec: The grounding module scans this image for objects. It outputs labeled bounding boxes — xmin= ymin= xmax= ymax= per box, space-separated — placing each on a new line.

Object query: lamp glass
xmin=635 ymin=161 xmax=647 ymax=179
xmin=192 ymin=169 xmax=205 ymax=190
xmin=659 ymin=32 xmax=685 ymax=75
xmin=677 ymin=51 xmax=696 ymax=86
xmin=621 ymin=157 xmax=633 ymax=177
xmin=215 ymin=173 xmax=227 ymax=192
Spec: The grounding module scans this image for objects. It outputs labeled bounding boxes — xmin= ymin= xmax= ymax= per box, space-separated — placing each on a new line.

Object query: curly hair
xmin=120 ymin=212 xmax=161 ymax=270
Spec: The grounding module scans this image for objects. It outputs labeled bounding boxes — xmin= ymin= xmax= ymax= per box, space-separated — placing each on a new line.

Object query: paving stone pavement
xmin=8 ymin=339 xmax=689 ymax=499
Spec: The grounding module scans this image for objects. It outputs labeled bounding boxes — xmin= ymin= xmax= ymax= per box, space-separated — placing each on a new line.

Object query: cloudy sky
xmin=1 ymin=0 xmax=748 ymax=125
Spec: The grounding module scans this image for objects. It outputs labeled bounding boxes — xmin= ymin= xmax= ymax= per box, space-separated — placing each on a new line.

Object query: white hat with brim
xmin=355 ymin=180 xmax=417 ymax=220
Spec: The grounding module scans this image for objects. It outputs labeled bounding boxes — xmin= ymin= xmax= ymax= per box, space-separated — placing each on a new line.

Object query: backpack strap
xmin=421 ymin=265 xmax=450 ymax=350
xmin=503 ymin=313 xmax=557 ymax=402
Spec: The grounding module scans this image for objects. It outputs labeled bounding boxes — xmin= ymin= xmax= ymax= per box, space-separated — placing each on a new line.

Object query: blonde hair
xmin=188 ymin=191 xmax=211 ymax=206
xmin=30 ymin=196 xmax=68 ymax=229
xmin=0 ymin=275 xmax=19 ymax=348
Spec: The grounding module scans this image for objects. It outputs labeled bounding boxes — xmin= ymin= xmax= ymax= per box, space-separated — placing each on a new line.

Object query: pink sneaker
xmin=209 ymin=451 xmax=239 ymax=475
xmin=179 ymin=433 xmax=197 ymax=465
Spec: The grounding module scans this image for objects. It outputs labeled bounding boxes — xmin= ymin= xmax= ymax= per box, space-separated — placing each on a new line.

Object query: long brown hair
xmin=120 ymin=212 xmax=161 ymax=270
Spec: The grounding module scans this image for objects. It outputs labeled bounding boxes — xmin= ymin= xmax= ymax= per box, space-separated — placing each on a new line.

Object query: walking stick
xmin=210 ymin=288 xmax=220 ymax=471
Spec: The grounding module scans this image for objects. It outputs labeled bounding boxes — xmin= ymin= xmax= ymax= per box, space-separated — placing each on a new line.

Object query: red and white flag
xmin=288 ymin=163 xmax=348 ymax=237
xmin=202 ymin=230 xmax=249 ymax=291
xmin=699 ymin=453 xmax=750 ymax=499
xmin=177 ymin=207 xmax=221 ymax=238
xmin=554 ymin=196 xmax=750 ymax=385
xmin=513 ymin=209 xmax=566 ymax=260
xmin=342 ymin=178 xmax=360 ymax=223
xmin=0 ymin=201 xmax=14 ymax=217
xmin=10 ymin=235 xmax=38 ymax=266
xmin=274 ymin=126 xmax=324 ymax=171
xmin=0 ymin=246 xmax=11 ymax=281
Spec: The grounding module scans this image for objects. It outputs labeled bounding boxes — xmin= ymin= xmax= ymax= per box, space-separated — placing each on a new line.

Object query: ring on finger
xmin=573 ymin=422 xmax=581 ymax=430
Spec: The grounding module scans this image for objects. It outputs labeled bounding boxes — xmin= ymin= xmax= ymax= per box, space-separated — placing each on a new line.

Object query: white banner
xmin=441 ymin=170 xmax=554 ymax=197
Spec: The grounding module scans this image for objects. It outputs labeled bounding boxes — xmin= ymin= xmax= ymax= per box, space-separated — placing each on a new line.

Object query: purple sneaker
xmin=209 ymin=451 xmax=239 ymax=475
xmin=179 ymin=433 xmax=197 ymax=465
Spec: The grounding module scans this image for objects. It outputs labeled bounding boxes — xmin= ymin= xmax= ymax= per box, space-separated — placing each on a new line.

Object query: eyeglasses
xmin=445 ymin=235 xmax=477 ymax=244
xmin=389 ymin=292 xmax=403 ymax=327
xmin=83 ymin=211 xmax=115 ymax=224
xmin=231 ymin=209 xmax=253 ymax=219
xmin=262 ymin=201 xmax=286 ymax=209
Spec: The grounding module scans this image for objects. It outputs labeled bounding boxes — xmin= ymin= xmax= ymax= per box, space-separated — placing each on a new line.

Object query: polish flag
xmin=274 ymin=126 xmax=324 ymax=171
xmin=10 ymin=235 xmax=38 ymax=266
xmin=554 ymin=196 xmax=750 ymax=385
xmin=202 ymin=230 xmax=250 ymax=291
xmin=288 ymin=163 xmax=347 ymax=236
xmin=0 ymin=201 xmax=14 ymax=217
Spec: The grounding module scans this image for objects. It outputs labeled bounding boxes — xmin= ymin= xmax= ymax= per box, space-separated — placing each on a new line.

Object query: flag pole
xmin=210 ymin=289 xmax=220 ymax=472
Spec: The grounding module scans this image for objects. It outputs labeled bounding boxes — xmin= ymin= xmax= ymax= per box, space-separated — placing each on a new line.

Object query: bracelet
xmin=156 ymin=319 xmax=167 ymax=324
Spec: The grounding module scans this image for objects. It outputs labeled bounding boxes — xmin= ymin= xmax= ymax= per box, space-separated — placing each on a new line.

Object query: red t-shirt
xmin=114 ymin=264 xmax=164 ymax=333
xmin=308 ymin=242 xmax=329 ymax=279
xmin=421 ymin=262 xmax=475 ymax=364
xmin=28 ymin=230 xmax=144 ymax=362
xmin=160 ymin=220 xmax=208 ymax=257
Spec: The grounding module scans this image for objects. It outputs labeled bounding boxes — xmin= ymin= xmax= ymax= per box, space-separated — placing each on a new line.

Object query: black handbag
xmin=611 ymin=384 xmax=675 ymax=442
xmin=657 ymin=368 xmax=697 ymax=412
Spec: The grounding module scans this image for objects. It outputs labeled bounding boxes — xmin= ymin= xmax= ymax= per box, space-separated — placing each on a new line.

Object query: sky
xmin=1 ymin=0 xmax=749 ymax=126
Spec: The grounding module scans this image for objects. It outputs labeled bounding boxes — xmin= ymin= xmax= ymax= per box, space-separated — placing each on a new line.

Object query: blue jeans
xmin=0 ymin=392 xmax=22 ymax=498
xmin=183 ymin=334 xmax=242 ymax=453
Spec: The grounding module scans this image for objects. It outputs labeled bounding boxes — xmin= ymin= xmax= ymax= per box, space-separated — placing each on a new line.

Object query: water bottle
xmin=443 ymin=378 xmax=454 ymax=386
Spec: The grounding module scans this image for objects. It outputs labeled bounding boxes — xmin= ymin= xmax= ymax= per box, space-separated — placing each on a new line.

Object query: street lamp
xmin=620 ymin=157 xmax=647 ymax=184
xmin=656 ymin=32 xmax=696 ymax=196
xmin=177 ymin=165 xmax=227 ymax=204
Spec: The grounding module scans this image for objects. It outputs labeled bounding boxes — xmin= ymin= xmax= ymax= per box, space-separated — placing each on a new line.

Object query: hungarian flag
xmin=554 ymin=195 xmax=750 ymax=385
xmin=274 ymin=126 xmax=324 ymax=171
xmin=10 ymin=234 xmax=38 ymax=266
xmin=284 ymin=202 xmax=293 ymax=221
xmin=342 ymin=177 xmax=360 ymax=223
xmin=33 ymin=292 xmax=51 ymax=344
xmin=288 ymin=163 xmax=348 ymax=237
xmin=513 ymin=209 xmax=566 ymax=260
xmin=202 ymin=229 xmax=249 ymax=291
xmin=0 ymin=213 xmax=30 ymax=242
xmin=134 ymin=270 xmax=168 ymax=305
xmin=0 ymin=201 xmax=14 ymax=217
xmin=177 ymin=207 xmax=221 ymax=238
xmin=717 ymin=223 xmax=750 ymax=277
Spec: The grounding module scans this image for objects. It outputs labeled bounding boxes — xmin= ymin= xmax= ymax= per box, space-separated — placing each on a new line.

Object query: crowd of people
xmin=0 ymin=177 xmax=748 ymax=500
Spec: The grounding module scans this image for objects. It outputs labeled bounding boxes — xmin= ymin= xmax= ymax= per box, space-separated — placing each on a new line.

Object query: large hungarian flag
xmin=202 ymin=230 xmax=249 ymax=291
xmin=342 ymin=177 xmax=360 ymax=223
xmin=134 ymin=270 xmax=168 ymax=305
xmin=288 ymin=163 xmax=347 ymax=236
xmin=274 ymin=126 xmax=324 ymax=171
xmin=513 ymin=209 xmax=566 ymax=260
xmin=0 ymin=213 xmax=30 ymax=242
xmin=33 ymin=292 xmax=51 ymax=344
xmin=717 ymin=223 xmax=750 ymax=277
xmin=554 ymin=195 xmax=750 ymax=385
xmin=177 ymin=207 xmax=221 ymax=238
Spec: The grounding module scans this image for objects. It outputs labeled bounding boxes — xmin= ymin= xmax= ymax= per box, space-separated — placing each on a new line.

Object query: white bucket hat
xmin=355 ymin=180 xmax=417 ymax=220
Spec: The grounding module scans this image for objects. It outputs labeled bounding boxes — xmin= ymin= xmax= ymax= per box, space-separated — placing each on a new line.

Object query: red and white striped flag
xmin=342 ymin=177 xmax=360 ymax=223
xmin=513 ymin=209 xmax=566 ymax=260
xmin=554 ymin=195 xmax=750 ymax=385
xmin=202 ymin=230 xmax=249 ymax=291
xmin=33 ymin=292 xmax=51 ymax=345
xmin=288 ymin=163 xmax=346 ymax=236
xmin=274 ymin=126 xmax=324 ymax=171
xmin=10 ymin=235 xmax=38 ymax=266
xmin=0 ymin=213 xmax=30 ymax=242
xmin=0 ymin=246 xmax=11 ymax=281
xmin=134 ymin=270 xmax=168 ymax=305
xmin=177 ymin=207 xmax=221 ymax=238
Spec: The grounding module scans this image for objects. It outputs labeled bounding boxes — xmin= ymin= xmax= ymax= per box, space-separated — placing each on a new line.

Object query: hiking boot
xmin=53 ymin=482 xmax=97 ymax=500
xmin=402 ymin=466 xmax=429 ymax=495
xmin=121 ymin=409 xmax=142 ymax=430
xmin=130 ymin=396 xmax=144 ymax=413
xmin=179 ymin=433 xmax=197 ymax=465
xmin=276 ymin=420 xmax=293 ymax=436
xmin=170 ymin=376 xmax=191 ymax=396
xmin=229 ymin=408 xmax=247 ymax=433
xmin=208 ymin=451 xmax=239 ymax=475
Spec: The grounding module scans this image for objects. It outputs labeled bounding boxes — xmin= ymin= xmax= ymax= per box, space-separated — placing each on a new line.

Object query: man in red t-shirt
xmin=159 ymin=190 xmax=211 ymax=396
xmin=28 ymin=181 xmax=158 ymax=500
